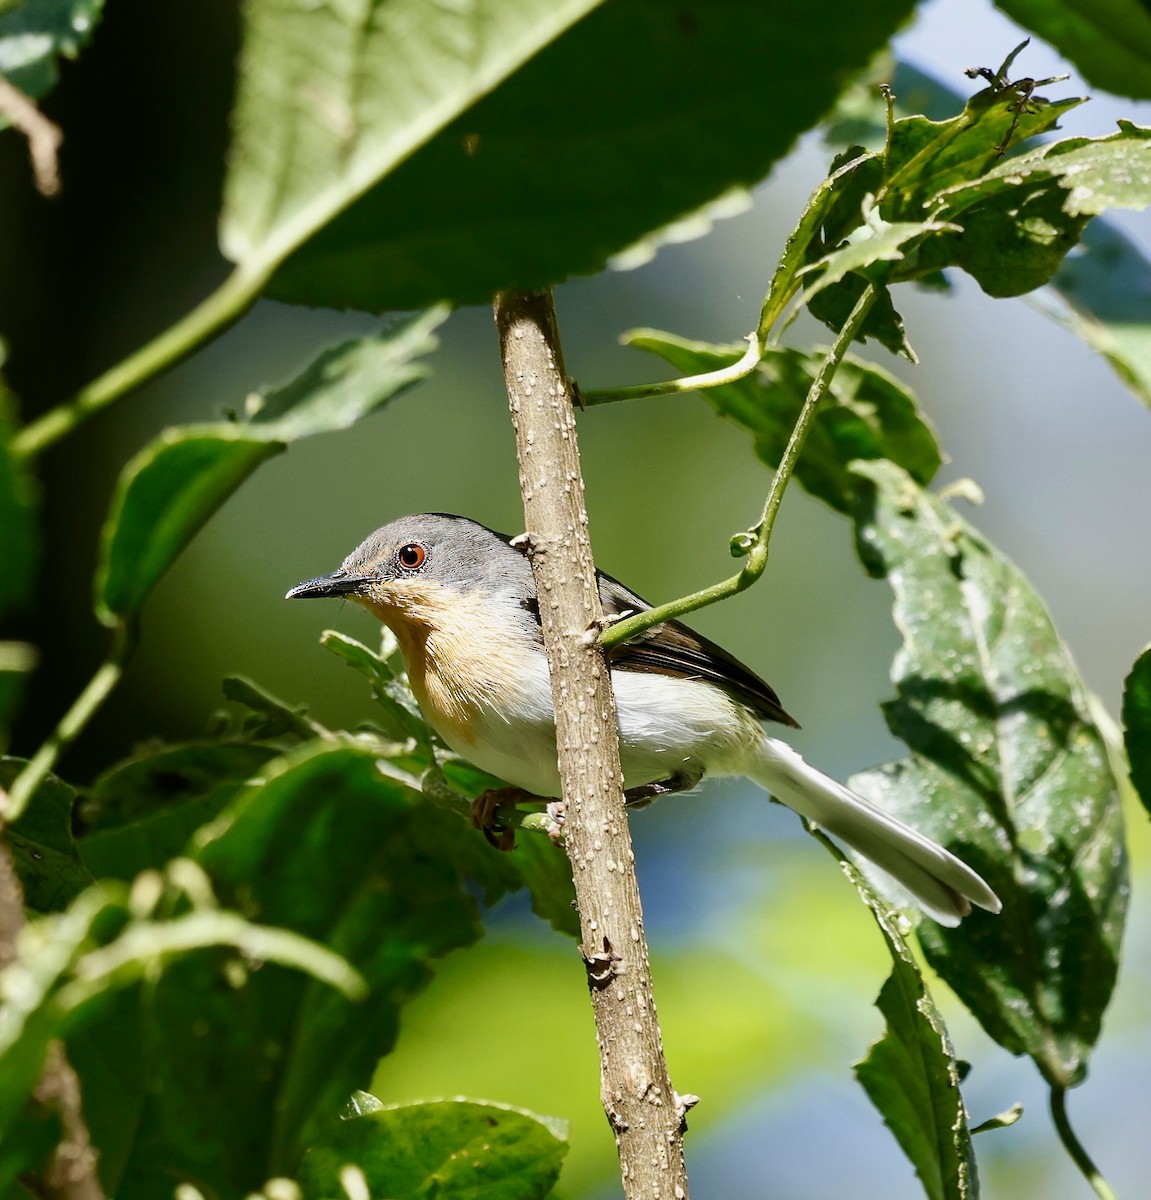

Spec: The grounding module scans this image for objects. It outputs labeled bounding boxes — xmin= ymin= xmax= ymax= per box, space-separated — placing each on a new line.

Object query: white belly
xmin=426 ymin=658 xmax=758 ymax=798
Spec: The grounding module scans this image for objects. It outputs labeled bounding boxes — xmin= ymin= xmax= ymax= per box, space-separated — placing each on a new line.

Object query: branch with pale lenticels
xmin=494 ymin=290 xmax=693 ymax=1200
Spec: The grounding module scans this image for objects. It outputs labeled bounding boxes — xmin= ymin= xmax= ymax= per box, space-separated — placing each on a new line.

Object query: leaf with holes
xmin=848 ymin=460 xmax=1127 ymax=1089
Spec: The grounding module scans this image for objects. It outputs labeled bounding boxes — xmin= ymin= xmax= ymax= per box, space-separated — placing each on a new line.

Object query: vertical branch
xmin=495 ymin=290 xmax=692 ymax=1199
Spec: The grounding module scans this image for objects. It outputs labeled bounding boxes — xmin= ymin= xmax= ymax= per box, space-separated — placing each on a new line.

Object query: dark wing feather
xmin=596 ymin=571 xmax=800 ymax=729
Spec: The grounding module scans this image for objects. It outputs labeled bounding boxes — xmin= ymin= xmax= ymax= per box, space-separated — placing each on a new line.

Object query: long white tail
xmin=747 ymin=735 xmax=1001 ymax=926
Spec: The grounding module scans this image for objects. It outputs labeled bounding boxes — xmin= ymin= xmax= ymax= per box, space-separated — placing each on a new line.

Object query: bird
xmin=287 ymin=513 xmax=1001 ymax=926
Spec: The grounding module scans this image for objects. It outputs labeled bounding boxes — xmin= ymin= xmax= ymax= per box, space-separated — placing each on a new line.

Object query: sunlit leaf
xmin=626 ymin=331 xmax=942 ymax=510
xmin=848 ymin=460 xmax=1128 ymax=1089
xmin=818 ymin=838 xmax=976 ymax=1200
xmin=298 ymin=1098 xmax=569 ymax=1200
xmin=225 ymin=0 xmax=919 ymax=311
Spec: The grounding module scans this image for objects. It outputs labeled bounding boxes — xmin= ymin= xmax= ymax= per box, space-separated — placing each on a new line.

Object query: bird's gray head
xmin=286 ymin=514 xmax=533 ymax=615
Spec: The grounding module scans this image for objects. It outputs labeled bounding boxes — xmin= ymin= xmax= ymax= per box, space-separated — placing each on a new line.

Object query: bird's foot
xmin=470 ymin=787 xmax=536 ymax=851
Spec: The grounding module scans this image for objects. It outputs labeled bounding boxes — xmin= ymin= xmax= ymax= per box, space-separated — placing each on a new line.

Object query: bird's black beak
xmin=285 ymin=569 xmax=371 ymax=600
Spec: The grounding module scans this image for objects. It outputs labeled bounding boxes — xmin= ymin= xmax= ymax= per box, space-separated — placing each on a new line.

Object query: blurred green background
xmin=2 ymin=0 xmax=1149 ymax=1196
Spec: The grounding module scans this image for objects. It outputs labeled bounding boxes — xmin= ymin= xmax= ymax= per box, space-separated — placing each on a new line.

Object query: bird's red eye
xmin=397 ymin=543 xmax=426 ymax=570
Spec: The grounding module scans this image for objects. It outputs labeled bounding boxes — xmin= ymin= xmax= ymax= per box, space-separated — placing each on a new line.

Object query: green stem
xmin=600 ymin=284 xmax=877 ymax=651
xmin=1049 ymin=1085 xmax=1119 ymax=1200
xmin=13 ymin=265 xmax=268 ymax=462
xmin=3 ymin=622 xmax=137 ymax=823
xmin=580 ymin=329 xmax=764 ymax=406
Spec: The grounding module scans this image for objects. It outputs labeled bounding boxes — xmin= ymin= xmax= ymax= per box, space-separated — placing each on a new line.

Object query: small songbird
xmin=287 ymin=513 xmax=1000 ymax=926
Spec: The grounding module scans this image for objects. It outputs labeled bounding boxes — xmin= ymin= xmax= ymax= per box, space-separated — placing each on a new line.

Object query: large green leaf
xmin=224 ymin=0 xmax=918 ymax=312
xmin=994 ymin=0 xmax=1151 ymax=100
xmin=0 ymin=0 xmax=103 ymax=117
xmin=822 ymin=843 xmax=977 ymax=1200
xmin=1121 ymin=646 xmax=1151 ymax=818
xmin=95 ymin=312 xmax=443 ymax=625
xmin=0 ymin=880 xmax=359 ymax=1194
xmin=86 ymin=740 xmax=524 ymax=1197
xmin=848 ymin=460 xmax=1128 ymax=1089
xmin=626 ymin=332 xmax=943 ymax=511
xmin=299 ymin=1097 xmax=569 ymax=1200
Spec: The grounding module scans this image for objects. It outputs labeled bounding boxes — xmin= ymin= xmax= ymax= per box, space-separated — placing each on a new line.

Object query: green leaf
xmin=320 ymin=630 xmax=432 ymax=747
xmin=0 ymin=876 xmax=362 ymax=1192
xmin=0 ymin=758 xmax=93 ymax=913
xmin=83 ymin=740 xmax=519 ymax=1196
xmin=221 ymin=675 xmax=329 ymax=743
xmin=1121 ymin=646 xmax=1151 ymax=818
xmin=245 ymin=309 xmax=445 ymax=439
xmin=95 ymin=426 xmax=283 ymax=625
xmin=77 ymin=741 xmax=279 ymax=882
xmin=1047 ymin=219 xmax=1151 ymax=408
xmin=225 ymin=0 xmax=919 ymax=312
xmin=820 ymin=840 xmax=976 ymax=1200
xmin=0 ymin=0 xmax=103 ymax=113
xmin=994 ymin=0 xmax=1151 ymax=100
xmin=848 ymin=460 xmax=1128 ymax=1089
xmin=299 ymin=1098 xmax=569 ymax=1200
xmin=95 ymin=313 xmax=442 ymax=626
xmin=625 ymin=331 xmax=943 ymax=511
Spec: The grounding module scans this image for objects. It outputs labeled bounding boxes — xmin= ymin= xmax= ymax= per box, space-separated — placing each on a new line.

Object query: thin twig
xmin=13 ymin=267 xmax=265 ymax=462
xmin=0 ymin=74 xmax=62 ymax=197
xmin=600 ymin=283 xmax=877 ymax=651
xmin=5 ymin=623 xmax=137 ymax=822
xmin=1049 ymin=1085 xmax=1118 ymax=1200
xmin=495 ymin=290 xmax=693 ymax=1199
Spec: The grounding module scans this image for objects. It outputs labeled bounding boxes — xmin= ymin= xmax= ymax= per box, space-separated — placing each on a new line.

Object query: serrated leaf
xmin=626 ymin=331 xmax=942 ymax=510
xmin=1121 ymin=646 xmax=1151 ymax=818
xmin=96 ymin=314 xmax=441 ymax=626
xmin=848 ymin=460 xmax=1128 ymax=1088
xmin=0 ymin=758 xmax=92 ymax=912
xmin=994 ymin=0 xmax=1151 ymax=100
xmin=298 ymin=1098 xmax=569 ymax=1200
xmin=831 ymin=844 xmax=976 ymax=1200
xmin=826 ymin=62 xmax=1151 ymax=406
xmin=225 ymin=0 xmax=919 ymax=312
xmin=0 ymin=0 xmax=103 ymax=114
xmin=921 ymin=123 xmax=1151 ymax=297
